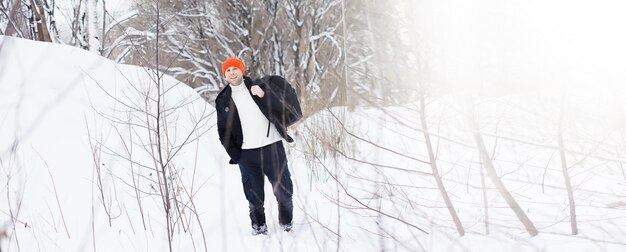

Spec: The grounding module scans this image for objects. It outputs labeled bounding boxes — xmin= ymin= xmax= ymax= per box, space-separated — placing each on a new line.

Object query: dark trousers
xmin=238 ymin=141 xmax=293 ymax=227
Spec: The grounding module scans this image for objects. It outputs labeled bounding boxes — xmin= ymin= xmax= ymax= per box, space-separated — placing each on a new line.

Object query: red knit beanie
xmin=221 ymin=58 xmax=245 ymax=76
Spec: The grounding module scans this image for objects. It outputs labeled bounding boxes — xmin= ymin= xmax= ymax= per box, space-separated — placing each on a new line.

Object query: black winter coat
xmin=215 ymin=76 xmax=294 ymax=164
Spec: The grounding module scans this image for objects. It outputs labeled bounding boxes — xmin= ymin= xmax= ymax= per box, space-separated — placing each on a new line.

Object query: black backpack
xmin=260 ymin=75 xmax=303 ymax=128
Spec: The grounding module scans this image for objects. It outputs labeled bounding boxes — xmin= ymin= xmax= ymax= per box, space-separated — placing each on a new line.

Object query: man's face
xmin=225 ymin=66 xmax=244 ymax=86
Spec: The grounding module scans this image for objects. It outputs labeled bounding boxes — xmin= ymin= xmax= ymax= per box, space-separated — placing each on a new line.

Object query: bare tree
xmin=85 ymin=0 xmax=99 ymax=52
xmin=1 ymin=0 xmax=55 ymax=40
xmin=1 ymin=0 xmax=21 ymax=36
xmin=28 ymin=0 xmax=51 ymax=41
xmin=84 ymin=3 xmax=213 ymax=251
xmin=480 ymin=155 xmax=490 ymax=234
xmin=107 ymin=0 xmax=348 ymax=114
xmin=2 ymin=0 xmax=66 ymax=41
xmin=418 ymin=91 xmax=465 ymax=236
xmin=467 ymin=96 xmax=538 ymax=237
xmin=558 ymin=96 xmax=578 ymax=235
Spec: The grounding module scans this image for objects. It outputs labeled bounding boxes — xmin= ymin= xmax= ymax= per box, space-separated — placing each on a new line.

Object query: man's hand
xmin=251 ymin=85 xmax=265 ymax=98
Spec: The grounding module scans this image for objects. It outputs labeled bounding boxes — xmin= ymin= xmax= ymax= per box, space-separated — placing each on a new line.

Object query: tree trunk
xmin=292 ymin=3 xmax=305 ymax=104
xmin=363 ymin=0 xmax=385 ymax=105
xmin=467 ymin=98 xmax=538 ymax=236
xmin=29 ymin=0 xmax=51 ymax=41
xmin=86 ymin=0 xmax=99 ymax=53
xmin=101 ymin=0 xmax=106 ymax=51
xmin=480 ymin=159 xmax=490 ymax=234
xmin=418 ymin=93 xmax=465 ymax=236
xmin=558 ymin=101 xmax=578 ymax=235
xmin=340 ymin=0 xmax=352 ymax=111
xmin=4 ymin=0 xmax=25 ymax=37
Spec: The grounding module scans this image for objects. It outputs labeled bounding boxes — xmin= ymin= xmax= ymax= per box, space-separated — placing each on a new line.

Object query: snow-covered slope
xmin=0 ymin=35 xmax=222 ymax=251
xmin=0 ymin=36 xmax=314 ymax=251
xmin=2 ymin=36 xmax=626 ymax=252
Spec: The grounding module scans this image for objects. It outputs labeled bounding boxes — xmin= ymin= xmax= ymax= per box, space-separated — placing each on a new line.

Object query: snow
xmin=2 ymin=35 xmax=626 ymax=251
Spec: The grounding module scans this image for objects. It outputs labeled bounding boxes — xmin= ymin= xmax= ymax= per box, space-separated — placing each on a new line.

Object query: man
xmin=215 ymin=57 xmax=294 ymax=235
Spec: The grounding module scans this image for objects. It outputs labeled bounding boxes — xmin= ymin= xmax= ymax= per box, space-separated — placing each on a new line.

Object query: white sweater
xmin=230 ymin=83 xmax=283 ymax=149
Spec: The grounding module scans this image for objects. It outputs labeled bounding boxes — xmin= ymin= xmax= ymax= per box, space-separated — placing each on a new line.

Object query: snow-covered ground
xmin=1 ymin=36 xmax=626 ymax=251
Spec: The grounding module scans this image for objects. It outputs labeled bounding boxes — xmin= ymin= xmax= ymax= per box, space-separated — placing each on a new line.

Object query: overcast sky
xmin=408 ymin=0 xmax=626 ymax=92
